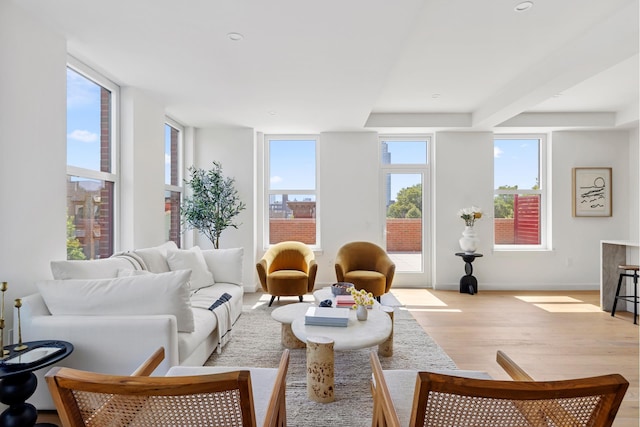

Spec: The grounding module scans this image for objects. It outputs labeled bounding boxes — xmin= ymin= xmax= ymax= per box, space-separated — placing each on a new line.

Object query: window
xmin=494 ymin=135 xmax=546 ymax=249
xmin=66 ymin=61 xmax=118 ymax=260
xmin=165 ymin=120 xmax=183 ymax=247
xmin=266 ymin=135 xmax=318 ymax=246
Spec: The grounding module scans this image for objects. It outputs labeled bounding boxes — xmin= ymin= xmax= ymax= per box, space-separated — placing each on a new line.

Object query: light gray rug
xmin=206 ymin=303 xmax=456 ymax=427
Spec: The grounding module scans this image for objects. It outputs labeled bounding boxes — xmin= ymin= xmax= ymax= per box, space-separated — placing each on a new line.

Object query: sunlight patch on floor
xmin=533 ymin=303 xmax=601 ymax=313
xmin=250 ymin=293 xmax=314 ymax=310
xmin=404 ymin=307 xmax=462 ymax=313
xmin=391 ymin=289 xmax=448 ymax=307
xmin=516 ymin=296 xmax=583 ymax=303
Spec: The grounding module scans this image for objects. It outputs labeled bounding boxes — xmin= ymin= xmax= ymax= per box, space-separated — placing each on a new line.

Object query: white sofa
xmin=19 ymin=242 xmax=244 ymax=409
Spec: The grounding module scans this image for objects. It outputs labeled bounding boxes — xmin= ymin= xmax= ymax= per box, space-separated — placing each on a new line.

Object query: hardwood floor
xmin=38 ymin=289 xmax=638 ymax=426
xmin=393 ymin=289 xmax=639 ymax=427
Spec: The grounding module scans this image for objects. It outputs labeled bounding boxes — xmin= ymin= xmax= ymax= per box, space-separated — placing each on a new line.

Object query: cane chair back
xmin=370 ymin=351 xmax=628 ymax=427
xmin=46 ymin=348 xmax=290 ymax=427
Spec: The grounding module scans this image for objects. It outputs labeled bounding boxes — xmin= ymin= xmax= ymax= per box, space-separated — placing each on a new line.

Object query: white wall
xmin=0 ymin=2 xmax=67 ymax=335
xmin=314 ymin=132 xmax=382 ymax=284
xmin=120 ymin=87 xmax=167 ymax=250
xmin=433 ymin=132 xmax=495 ymax=289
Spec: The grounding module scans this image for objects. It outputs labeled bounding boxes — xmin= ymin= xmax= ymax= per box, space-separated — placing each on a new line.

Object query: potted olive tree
xmin=181 ymin=161 xmax=246 ymax=249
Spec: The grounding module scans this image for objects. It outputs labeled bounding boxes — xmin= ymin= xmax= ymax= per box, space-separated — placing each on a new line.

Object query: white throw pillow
xmin=201 ymin=248 xmax=244 ymax=285
xmin=36 ymin=269 xmax=195 ymax=332
xmin=51 ymin=257 xmax=140 ymax=280
xmin=132 ymin=241 xmax=178 ymax=273
xmin=166 ymin=247 xmax=215 ymax=290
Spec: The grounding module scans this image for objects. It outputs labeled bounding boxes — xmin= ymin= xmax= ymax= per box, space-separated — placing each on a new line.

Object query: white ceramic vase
xmin=459 ymin=225 xmax=479 ymax=254
xmin=356 ymin=305 xmax=368 ymax=321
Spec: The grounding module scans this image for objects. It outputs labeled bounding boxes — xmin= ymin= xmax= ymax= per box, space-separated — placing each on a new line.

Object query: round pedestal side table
xmin=0 ymin=340 xmax=74 ymax=427
xmin=455 ymin=252 xmax=483 ymax=295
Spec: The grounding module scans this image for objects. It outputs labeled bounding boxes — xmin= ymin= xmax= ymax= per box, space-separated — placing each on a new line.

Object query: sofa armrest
xmin=20 ymin=301 xmax=181 ymax=410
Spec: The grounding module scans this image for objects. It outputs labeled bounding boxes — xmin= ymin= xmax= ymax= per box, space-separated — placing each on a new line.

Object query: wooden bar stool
xmin=611 ymin=264 xmax=639 ymax=324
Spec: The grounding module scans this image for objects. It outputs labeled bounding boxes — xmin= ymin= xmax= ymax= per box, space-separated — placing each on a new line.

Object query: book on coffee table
xmin=335 ymin=294 xmax=355 ymax=307
xmin=305 ymin=306 xmax=350 ymax=327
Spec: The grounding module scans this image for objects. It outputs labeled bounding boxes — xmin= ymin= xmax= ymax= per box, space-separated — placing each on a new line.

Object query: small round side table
xmin=0 ymin=340 xmax=73 ymax=427
xmin=455 ymin=252 xmax=483 ymax=295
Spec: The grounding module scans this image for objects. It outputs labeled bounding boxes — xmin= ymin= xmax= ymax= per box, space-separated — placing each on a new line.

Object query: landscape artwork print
xmin=572 ymin=167 xmax=612 ymax=217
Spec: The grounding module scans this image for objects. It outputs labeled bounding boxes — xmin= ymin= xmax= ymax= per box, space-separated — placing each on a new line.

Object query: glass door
xmin=380 ymin=136 xmax=431 ymax=286
xmin=384 ymin=172 xmax=424 ymax=273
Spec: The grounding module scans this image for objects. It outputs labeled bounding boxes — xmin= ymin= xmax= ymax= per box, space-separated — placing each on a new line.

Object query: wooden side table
xmin=0 ymin=340 xmax=73 ymax=427
xmin=455 ymin=253 xmax=483 ymax=295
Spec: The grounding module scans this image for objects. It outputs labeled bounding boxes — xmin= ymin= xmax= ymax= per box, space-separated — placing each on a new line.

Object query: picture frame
xmin=572 ymin=167 xmax=612 ymax=217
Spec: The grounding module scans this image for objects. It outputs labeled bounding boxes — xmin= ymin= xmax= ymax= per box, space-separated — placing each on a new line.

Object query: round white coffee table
xmin=291 ymin=307 xmax=391 ymax=351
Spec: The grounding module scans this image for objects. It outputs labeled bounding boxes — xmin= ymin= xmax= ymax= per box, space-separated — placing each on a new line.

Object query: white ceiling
xmin=13 ymin=0 xmax=639 ymax=133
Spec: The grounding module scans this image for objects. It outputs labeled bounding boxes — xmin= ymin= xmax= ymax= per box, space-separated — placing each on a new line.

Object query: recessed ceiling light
xmin=432 ymin=94 xmax=441 ymax=99
xmin=514 ymin=1 xmax=533 ymax=12
xmin=227 ymin=32 xmax=244 ymax=41
xmin=268 ymin=111 xmax=277 ymax=116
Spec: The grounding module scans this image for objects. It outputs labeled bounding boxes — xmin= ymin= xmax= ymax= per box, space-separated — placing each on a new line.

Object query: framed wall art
xmin=572 ymin=167 xmax=612 ymax=217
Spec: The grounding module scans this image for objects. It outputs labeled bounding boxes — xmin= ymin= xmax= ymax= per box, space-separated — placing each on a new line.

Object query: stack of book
xmin=335 ymin=294 xmax=355 ymax=308
xmin=304 ymin=306 xmax=350 ymax=327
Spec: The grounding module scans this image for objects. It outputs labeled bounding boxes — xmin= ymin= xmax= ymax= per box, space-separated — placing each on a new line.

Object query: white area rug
xmin=206 ymin=301 xmax=456 ymax=427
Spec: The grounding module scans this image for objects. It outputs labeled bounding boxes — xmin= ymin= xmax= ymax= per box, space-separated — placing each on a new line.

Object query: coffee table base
xmin=281 ymin=323 xmax=306 ymax=348
xmin=306 ymin=336 xmax=334 ymax=403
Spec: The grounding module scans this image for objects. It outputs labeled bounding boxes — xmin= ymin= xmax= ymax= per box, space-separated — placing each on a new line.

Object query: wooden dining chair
xmin=46 ymin=348 xmax=290 ymax=427
xmin=370 ymin=350 xmax=628 ymax=427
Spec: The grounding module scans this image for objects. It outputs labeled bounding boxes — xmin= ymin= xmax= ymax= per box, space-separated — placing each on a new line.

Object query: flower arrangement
xmin=348 ymin=287 xmax=375 ymax=308
xmin=458 ymin=206 xmax=482 ymax=227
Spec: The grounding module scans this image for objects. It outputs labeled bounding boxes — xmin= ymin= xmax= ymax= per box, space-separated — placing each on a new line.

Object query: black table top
xmin=0 ymin=340 xmax=73 ymax=378
xmin=455 ymin=252 xmax=483 ymax=258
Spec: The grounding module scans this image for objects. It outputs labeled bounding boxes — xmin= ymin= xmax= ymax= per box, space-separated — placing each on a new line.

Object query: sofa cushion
xmin=201 ymin=248 xmax=244 ymax=285
xmin=167 ymin=246 xmax=215 ymax=291
xmin=50 ymin=256 xmax=142 ymax=280
xmin=36 ymin=269 xmax=195 ymax=332
xmin=131 ymin=241 xmax=178 ymax=273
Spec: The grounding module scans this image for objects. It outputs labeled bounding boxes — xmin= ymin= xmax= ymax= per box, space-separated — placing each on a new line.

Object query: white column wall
xmin=0 ymin=2 xmax=67 ymax=335
xmin=315 ymin=132 xmax=382 ymax=285
xmin=120 ymin=87 xmax=167 ymax=250
xmin=432 ymin=132 xmax=495 ymax=289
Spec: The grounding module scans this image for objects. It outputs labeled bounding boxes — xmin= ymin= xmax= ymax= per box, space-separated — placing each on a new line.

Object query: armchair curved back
xmin=263 ymin=241 xmax=315 ymax=274
xmin=335 ymin=242 xmax=395 ymax=295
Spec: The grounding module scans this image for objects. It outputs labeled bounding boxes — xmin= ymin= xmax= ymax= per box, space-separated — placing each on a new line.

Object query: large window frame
xmin=264 ymin=134 xmax=320 ymax=249
xmin=66 ymin=57 xmax=119 ymax=259
xmin=493 ymin=134 xmax=548 ymax=251
xmin=165 ymin=118 xmax=184 ymax=247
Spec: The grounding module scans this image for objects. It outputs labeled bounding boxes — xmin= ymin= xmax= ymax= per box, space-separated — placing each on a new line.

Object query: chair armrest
xmin=131 ymin=347 xmax=165 ymax=377
xmin=334 ymin=255 xmax=347 ymax=282
xmin=256 ymin=259 xmax=269 ymax=292
xmin=307 ymin=260 xmax=318 ymax=291
xmin=263 ymin=349 xmax=290 ymax=427
xmin=376 ymin=255 xmax=396 ymax=292
xmin=369 ymin=351 xmax=401 ymax=427
xmin=496 ymin=350 xmax=533 ymax=381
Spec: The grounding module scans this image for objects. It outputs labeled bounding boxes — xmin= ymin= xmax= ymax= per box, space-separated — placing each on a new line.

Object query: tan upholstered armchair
xmin=335 ymin=241 xmax=395 ymax=299
xmin=256 ymin=241 xmax=318 ymax=306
